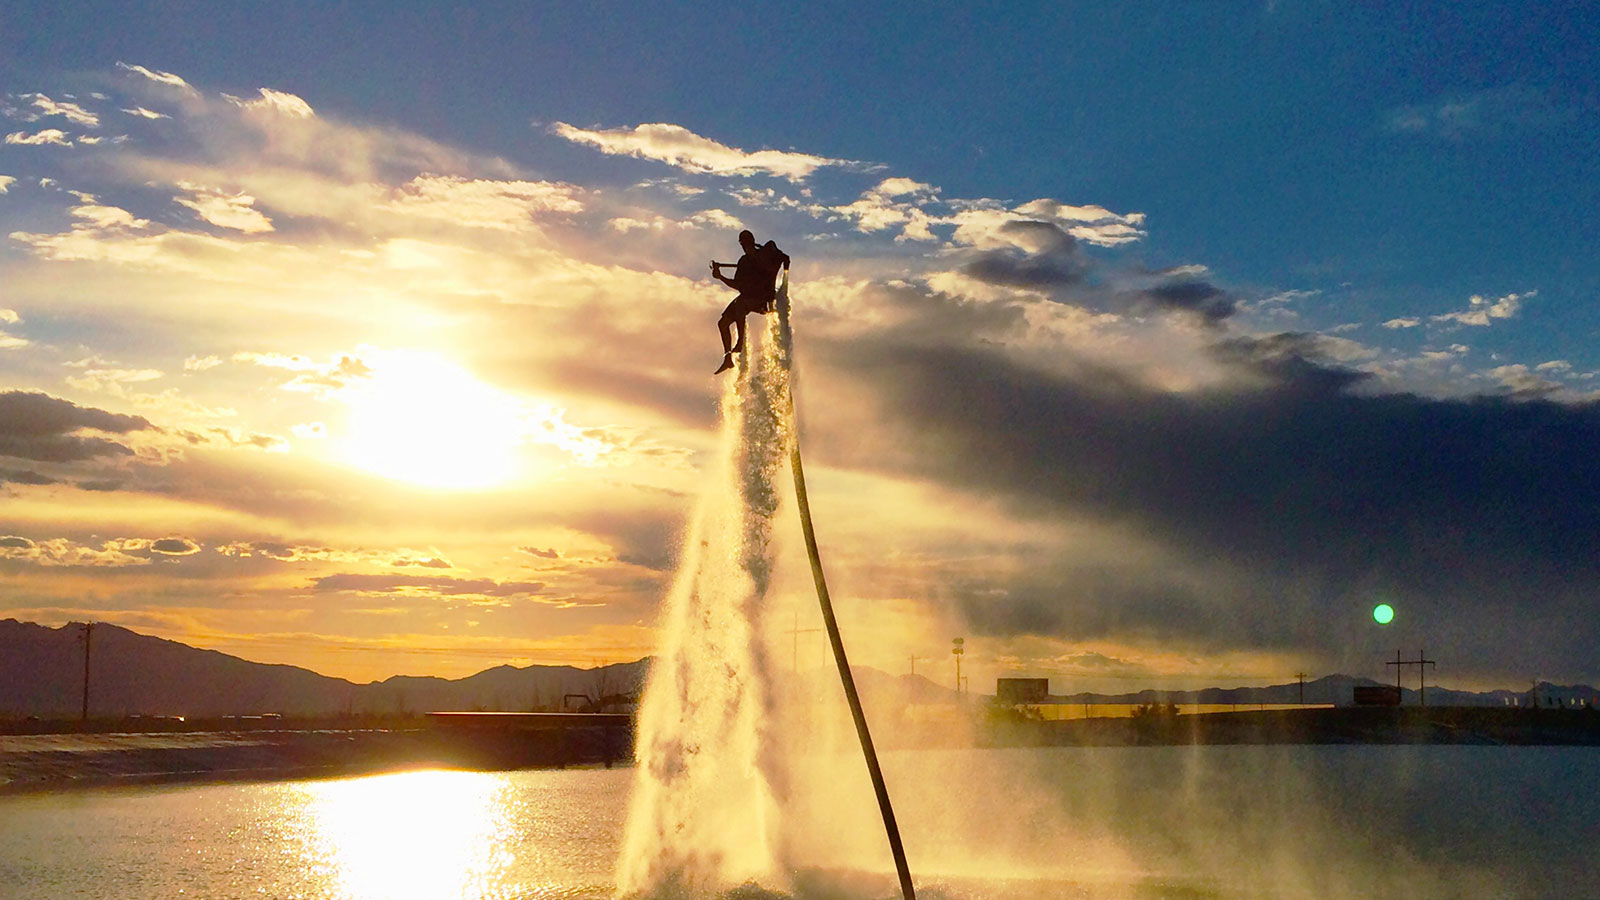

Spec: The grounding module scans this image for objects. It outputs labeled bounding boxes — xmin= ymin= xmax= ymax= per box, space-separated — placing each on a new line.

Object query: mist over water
xmin=616 ymin=283 xmax=798 ymax=896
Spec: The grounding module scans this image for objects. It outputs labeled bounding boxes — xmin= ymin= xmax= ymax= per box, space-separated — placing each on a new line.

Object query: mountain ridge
xmin=0 ymin=618 xmax=647 ymax=717
xmin=3 ymin=619 xmax=1593 ymax=717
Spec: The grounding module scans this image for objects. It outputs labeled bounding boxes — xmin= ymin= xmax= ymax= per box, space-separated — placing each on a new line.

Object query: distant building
xmin=996 ymin=678 xmax=1049 ymax=704
xmin=1354 ymin=685 xmax=1402 ymax=706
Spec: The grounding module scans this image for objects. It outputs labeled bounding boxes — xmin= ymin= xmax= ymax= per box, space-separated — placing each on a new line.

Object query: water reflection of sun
xmin=295 ymin=769 xmax=514 ymax=900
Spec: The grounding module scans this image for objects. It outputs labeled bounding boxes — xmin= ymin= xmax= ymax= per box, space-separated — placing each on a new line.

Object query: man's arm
xmin=710 ymin=261 xmax=738 ymax=288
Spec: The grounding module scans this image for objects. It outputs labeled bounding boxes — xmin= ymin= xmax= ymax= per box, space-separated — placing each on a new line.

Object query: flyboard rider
xmin=710 ymin=230 xmax=790 ymax=374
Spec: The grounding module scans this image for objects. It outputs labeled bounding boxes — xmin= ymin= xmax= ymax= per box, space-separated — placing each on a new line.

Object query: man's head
xmin=738 ymin=229 xmax=756 ymax=251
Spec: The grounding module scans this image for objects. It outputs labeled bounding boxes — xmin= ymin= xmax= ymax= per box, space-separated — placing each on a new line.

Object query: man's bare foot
xmin=714 ymin=354 xmax=735 ymax=374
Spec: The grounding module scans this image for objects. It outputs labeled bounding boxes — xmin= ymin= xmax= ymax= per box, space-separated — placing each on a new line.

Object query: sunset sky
xmin=2 ymin=3 xmax=1597 ymax=691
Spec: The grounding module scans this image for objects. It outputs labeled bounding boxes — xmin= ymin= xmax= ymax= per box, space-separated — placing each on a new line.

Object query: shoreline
xmin=975 ymin=705 xmax=1600 ymax=748
xmin=7 ymin=707 xmax=1597 ymax=796
xmin=0 ymin=723 xmax=632 ymax=796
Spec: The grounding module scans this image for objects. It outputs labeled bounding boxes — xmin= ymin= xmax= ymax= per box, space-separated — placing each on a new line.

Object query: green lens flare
xmin=1373 ymin=603 xmax=1395 ymax=624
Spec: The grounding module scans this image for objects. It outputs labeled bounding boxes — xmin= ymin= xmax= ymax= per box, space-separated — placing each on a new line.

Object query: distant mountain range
xmin=0 ymin=619 xmax=647 ymax=718
xmin=3 ymin=619 xmax=1594 ymax=718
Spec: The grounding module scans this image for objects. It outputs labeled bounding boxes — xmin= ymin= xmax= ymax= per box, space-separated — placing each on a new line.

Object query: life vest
xmin=734 ymin=242 xmax=785 ymax=297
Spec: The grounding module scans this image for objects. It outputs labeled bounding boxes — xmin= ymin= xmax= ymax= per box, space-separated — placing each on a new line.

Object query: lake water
xmin=1 ymin=746 xmax=1595 ymax=900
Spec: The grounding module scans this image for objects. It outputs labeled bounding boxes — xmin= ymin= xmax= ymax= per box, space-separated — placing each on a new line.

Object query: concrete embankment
xmin=0 ymin=718 xmax=632 ymax=794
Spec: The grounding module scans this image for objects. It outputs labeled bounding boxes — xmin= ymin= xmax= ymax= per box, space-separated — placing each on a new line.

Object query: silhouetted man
xmin=710 ymin=230 xmax=790 ymax=374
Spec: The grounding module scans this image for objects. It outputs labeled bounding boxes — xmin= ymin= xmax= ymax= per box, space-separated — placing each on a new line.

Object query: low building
xmin=996 ymin=678 xmax=1049 ymax=704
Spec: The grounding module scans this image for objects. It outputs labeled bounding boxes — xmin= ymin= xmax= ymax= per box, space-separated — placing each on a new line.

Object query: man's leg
xmin=732 ymin=314 xmax=748 ymax=354
xmin=718 ymin=301 xmax=740 ymax=354
xmin=715 ymin=300 xmax=740 ymax=372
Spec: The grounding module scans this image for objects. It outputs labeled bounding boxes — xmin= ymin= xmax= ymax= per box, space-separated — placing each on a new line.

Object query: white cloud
xmin=1431 ymin=290 xmax=1531 ymax=327
xmin=383 ymin=175 xmax=582 ymax=230
xmin=65 ymin=366 xmax=164 ymax=397
xmin=608 ymin=216 xmax=671 ymax=233
xmin=6 ymin=192 xmax=165 ymax=263
xmin=1535 ymin=360 xmax=1571 ymax=373
xmin=608 ymin=208 xmax=743 ymax=233
xmin=832 ymin=189 xmax=923 ymax=235
xmin=0 ymin=537 xmax=157 ymax=568
xmin=1013 ymin=198 xmax=1148 ymax=246
xmin=291 ymin=422 xmax=327 ymax=440
xmin=121 ymin=106 xmax=170 ymax=120
xmin=0 ymin=175 xmax=14 ymax=193
xmin=1382 ymin=317 xmax=1421 ymax=329
xmin=175 ymin=183 xmax=275 ymax=233
xmin=0 ymin=308 xmax=25 ymax=349
xmin=223 ymin=88 xmax=315 ymax=118
xmin=942 ymin=198 xmax=1147 ymax=249
xmin=66 ymin=193 xmax=151 ymax=230
xmin=205 ymin=427 xmax=291 ymax=452
xmin=1487 ymin=364 xmax=1561 ymax=396
xmin=873 ymin=177 xmax=937 ymax=198
xmin=5 ymin=129 xmax=72 ymax=146
xmin=115 ymin=61 xmax=198 ymax=94
xmin=822 ymin=178 xmax=946 ymax=242
xmin=235 ymin=351 xmax=373 ymax=397
xmin=1386 ymin=85 xmax=1571 ymax=140
xmin=184 ymin=355 xmax=223 ymax=371
xmin=552 ymin=122 xmax=848 ymax=180
xmin=687 ymin=208 xmax=744 ymax=230
xmin=26 ymin=94 xmax=99 ymax=127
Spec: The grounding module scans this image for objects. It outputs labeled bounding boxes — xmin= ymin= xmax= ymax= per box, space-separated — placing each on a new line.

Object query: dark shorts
xmin=722 ymin=292 xmax=774 ymax=320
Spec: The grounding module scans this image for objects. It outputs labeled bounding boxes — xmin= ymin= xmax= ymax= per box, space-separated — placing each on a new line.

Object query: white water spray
xmin=616 ymin=281 xmax=797 ymax=896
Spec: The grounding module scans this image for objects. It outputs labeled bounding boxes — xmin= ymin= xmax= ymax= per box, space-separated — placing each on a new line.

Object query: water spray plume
xmin=617 ymin=274 xmax=916 ymax=899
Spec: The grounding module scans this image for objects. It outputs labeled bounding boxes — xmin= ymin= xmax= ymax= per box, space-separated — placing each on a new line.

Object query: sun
xmin=340 ymin=351 xmax=526 ymax=489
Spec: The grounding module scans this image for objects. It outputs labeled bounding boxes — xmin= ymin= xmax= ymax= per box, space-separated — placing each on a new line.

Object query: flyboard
xmin=765 ymin=271 xmax=919 ymax=900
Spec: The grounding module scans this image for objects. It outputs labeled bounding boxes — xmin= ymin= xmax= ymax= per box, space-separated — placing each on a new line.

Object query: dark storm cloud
xmin=955 ymin=223 xmax=1236 ymax=325
xmin=961 ymin=220 xmax=1086 ymax=289
xmin=0 ymin=536 xmax=35 ymax=549
xmin=150 ymin=537 xmax=201 ymax=555
xmin=810 ymin=332 xmax=1600 ymax=676
xmin=1211 ymin=332 xmax=1371 ymax=394
xmin=1139 ymin=276 xmax=1236 ymax=324
xmin=0 ymin=468 xmax=57 ymax=485
xmin=312 ymin=573 xmax=546 ymax=596
xmin=0 ymin=391 xmax=151 ymax=462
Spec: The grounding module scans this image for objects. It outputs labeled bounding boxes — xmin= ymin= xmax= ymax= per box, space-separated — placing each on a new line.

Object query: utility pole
xmin=79 ymin=621 xmax=93 ymax=721
xmin=1295 ymin=671 xmax=1307 ymax=705
xmin=908 ymin=655 xmax=928 ymax=678
xmin=1385 ymin=649 xmax=1437 ymax=707
xmin=951 ymin=637 xmax=964 ymax=698
xmin=789 ymin=612 xmax=820 ymax=674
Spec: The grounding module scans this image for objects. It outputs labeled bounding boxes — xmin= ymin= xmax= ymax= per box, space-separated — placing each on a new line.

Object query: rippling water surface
xmin=2 ymin=746 xmax=1596 ymax=900
xmin=0 ymin=767 xmax=625 ymax=900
